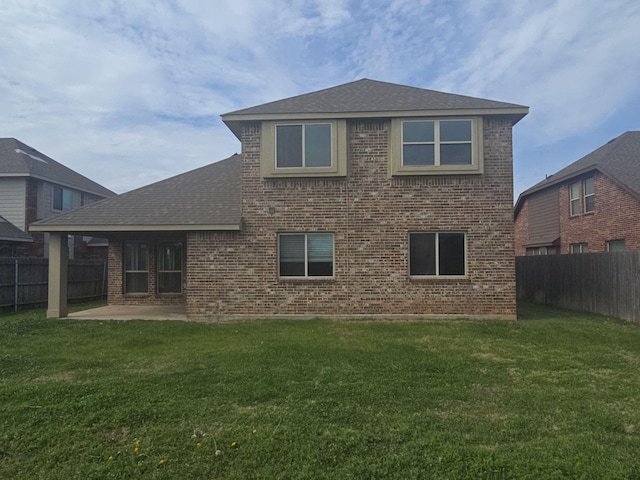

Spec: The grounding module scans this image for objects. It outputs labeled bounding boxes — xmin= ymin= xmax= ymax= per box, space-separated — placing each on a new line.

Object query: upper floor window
xmin=53 ymin=186 xmax=73 ymax=211
xmin=569 ymin=178 xmax=594 ymax=216
xmin=279 ymin=233 xmax=334 ymax=278
xmin=409 ymin=232 xmax=466 ymax=277
xmin=261 ymin=120 xmax=347 ymax=178
xmin=402 ymin=120 xmax=472 ymax=166
xmin=583 ymin=177 xmax=595 ymax=213
xmin=276 ymin=124 xmax=331 ymax=168
xmin=390 ymin=118 xmax=483 ymax=176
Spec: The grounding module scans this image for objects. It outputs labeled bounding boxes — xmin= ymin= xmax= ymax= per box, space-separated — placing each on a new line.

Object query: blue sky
xmin=1 ymin=0 xmax=639 ymax=198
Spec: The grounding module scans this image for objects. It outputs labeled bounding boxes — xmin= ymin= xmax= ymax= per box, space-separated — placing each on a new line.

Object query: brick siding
xmin=559 ymin=173 xmax=640 ymax=252
xmin=516 ymin=173 xmax=640 ymax=255
xmin=183 ymin=117 xmax=517 ymax=319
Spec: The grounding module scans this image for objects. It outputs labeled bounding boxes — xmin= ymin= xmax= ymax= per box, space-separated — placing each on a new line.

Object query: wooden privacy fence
xmin=0 ymin=258 xmax=107 ymax=312
xmin=516 ymin=251 xmax=640 ymax=322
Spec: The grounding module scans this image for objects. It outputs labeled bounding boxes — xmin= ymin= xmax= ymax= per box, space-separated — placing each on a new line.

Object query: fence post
xmin=14 ymin=259 xmax=18 ymax=313
xmin=101 ymin=261 xmax=107 ymax=300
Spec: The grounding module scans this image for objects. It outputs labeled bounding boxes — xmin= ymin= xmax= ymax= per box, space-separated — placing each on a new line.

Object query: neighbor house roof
xmin=31 ymin=154 xmax=241 ymax=233
xmin=0 ymin=138 xmax=115 ymax=198
xmin=0 ymin=215 xmax=32 ymax=243
xmin=515 ymin=131 xmax=640 ymax=213
xmin=222 ymin=78 xmax=529 ymax=138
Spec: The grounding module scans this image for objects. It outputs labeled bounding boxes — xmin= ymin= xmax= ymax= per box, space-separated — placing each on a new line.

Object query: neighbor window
xmin=124 ymin=242 xmax=149 ymax=293
xmin=607 ymin=240 xmax=626 ymax=252
xmin=279 ymin=233 xmax=334 ymax=277
xmin=526 ymin=246 xmax=558 ymax=256
xmin=570 ymin=243 xmax=589 ymax=254
xmin=570 ymin=178 xmax=595 ymax=215
xmin=53 ymin=185 xmax=73 ymax=211
xmin=409 ymin=232 xmax=466 ymax=277
xmin=158 ymin=242 xmax=183 ymax=293
xmin=583 ymin=177 xmax=595 ymax=213
xmin=261 ymin=120 xmax=347 ymax=178
xmin=390 ymin=118 xmax=483 ymax=176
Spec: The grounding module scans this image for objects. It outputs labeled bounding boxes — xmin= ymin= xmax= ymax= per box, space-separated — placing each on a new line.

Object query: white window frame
xmin=278 ymin=233 xmax=335 ymax=279
xmin=409 ymin=232 xmax=467 ymax=278
xmin=606 ymin=240 xmax=625 ymax=252
xmin=569 ymin=182 xmax=581 ymax=216
xmin=583 ymin=177 xmax=595 ymax=213
xmin=391 ymin=117 xmax=483 ymax=176
xmin=570 ymin=243 xmax=589 ymax=254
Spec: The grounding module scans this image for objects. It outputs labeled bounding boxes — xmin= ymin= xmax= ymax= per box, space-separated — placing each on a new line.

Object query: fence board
xmin=0 ymin=258 xmax=107 ymax=311
xmin=516 ymin=251 xmax=640 ymax=322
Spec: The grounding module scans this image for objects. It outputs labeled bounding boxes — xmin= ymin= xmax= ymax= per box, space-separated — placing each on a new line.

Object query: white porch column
xmin=47 ymin=233 xmax=68 ymax=318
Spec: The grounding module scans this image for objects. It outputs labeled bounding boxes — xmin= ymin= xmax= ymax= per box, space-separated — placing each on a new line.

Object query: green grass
xmin=1 ymin=303 xmax=640 ymax=479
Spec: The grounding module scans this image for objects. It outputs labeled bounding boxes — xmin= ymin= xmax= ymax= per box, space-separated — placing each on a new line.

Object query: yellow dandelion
xmin=252 ymin=429 xmax=257 ymax=434
xmin=108 ymin=455 xmax=114 ymax=461
xmin=196 ymin=442 xmax=202 ymax=448
xmin=231 ymin=441 xmax=237 ymax=448
xmin=159 ymin=459 xmax=166 ymax=465
xmin=134 ymin=447 xmax=139 ymax=454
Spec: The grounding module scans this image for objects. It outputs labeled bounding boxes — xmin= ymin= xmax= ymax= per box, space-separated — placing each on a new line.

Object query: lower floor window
xmin=279 ymin=233 xmax=334 ymax=277
xmin=124 ymin=242 xmax=149 ymax=293
xmin=570 ymin=243 xmax=589 ymax=254
xmin=158 ymin=242 xmax=183 ymax=293
xmin=607 ymin=240 xmax=625 ymax=252
xmin=410 ymin=232 xmax=466 ymax=276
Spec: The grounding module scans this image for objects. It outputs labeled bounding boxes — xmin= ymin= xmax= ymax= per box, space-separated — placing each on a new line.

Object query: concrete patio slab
xmin=67 ymin=305 xmax=187 ymax=321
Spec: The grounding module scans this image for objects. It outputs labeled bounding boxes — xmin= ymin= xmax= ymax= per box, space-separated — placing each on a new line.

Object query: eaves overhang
xmin=222 ymin=107 xmax=530 ymax=140
xmin=29 ymin=224 xmax=241 ymax=233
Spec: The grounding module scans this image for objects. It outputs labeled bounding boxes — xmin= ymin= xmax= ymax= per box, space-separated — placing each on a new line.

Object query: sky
xmin=1 ymin=0 xmax=639 ymax=199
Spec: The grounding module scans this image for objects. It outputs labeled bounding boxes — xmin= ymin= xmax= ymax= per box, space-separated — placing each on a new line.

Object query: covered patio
xmin=68 ymin=304 xmax=187 ymax=321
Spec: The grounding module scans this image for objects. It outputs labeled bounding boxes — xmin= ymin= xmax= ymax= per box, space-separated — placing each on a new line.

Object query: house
xmin=0 ymin=138 xmax=115 ymax=258
xmin=31 ymin=79 xmax=528 ymax=320
xmin=514 ymin=131 xmax=640 ymax=256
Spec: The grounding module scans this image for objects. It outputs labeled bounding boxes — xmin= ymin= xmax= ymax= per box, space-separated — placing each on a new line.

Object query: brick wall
xmin=108 ymin=239 xmax=186 ymax=305
xmin=559 ymin=173 xmax=640 ymax=252
xmin=185 ymin=117 xmax=517 ymax=319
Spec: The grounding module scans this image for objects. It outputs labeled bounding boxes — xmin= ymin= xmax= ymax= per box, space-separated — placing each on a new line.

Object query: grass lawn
xmin=1 ymin=304 xmax=640 ymax=479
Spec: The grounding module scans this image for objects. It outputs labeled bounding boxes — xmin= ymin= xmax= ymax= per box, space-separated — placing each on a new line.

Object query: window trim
xmin=408 ymin=231 xmax=468 ymax=278
xmin=52 ymin=185 xmax=74 ymax=212
xmin=157 ymin=242 xmax=183 ymax=294
xmin=583 ymin=177 xmax=595 ymax=213
xmin=606 ymin=239 xmax=625 ymax=252
xmin=261 ymin=120 xmax=347 ymax=178
xmin=124 ymin=242 xmax=149 ymax=294
xmin=570 ymin=243 xmax=589 ymax=254
xmin=569 ymin=177 xmax=595 ymax=216
xmin=278 ymin=232 xmax=335 ymax=279
xmin=390 ymin=117 xmax=483 ymax=176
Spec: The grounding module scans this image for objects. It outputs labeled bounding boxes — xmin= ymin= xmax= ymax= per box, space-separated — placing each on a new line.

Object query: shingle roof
xmin=0 ymin=138 xmax=115 ymax=198
xmin=31 ymin=154 xmax=242 ymax=232
xmin=0 ymin=215 xmax=32 ymax=243
xmin=517 ymin=131 xmax=640 ymax=210
xmin=224 ymin=78 xmax=527 ymax=115
xmin=222 ymin=79 xmax=529 ymax=139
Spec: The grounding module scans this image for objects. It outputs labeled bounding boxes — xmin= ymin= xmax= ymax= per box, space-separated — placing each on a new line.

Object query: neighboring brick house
xmin=0 ymin=138 xmax=115 ymax=258
xmin=32 ymin=79 xmax=528 ymax=320
xmin=515 ymin=131 xmax=640 ymax=256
